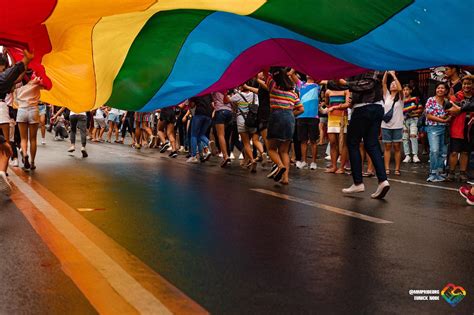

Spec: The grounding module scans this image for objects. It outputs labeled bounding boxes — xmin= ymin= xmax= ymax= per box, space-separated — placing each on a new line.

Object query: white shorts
xmin=0 ymin=102 xmax=10 ymax=124
xmin=237 ymin=114 xmax=257 ymax=134
xmin=94 ymin=117 xmax=106 ymax=128
xmin=17 ymin=107 xmax=40 ymax=124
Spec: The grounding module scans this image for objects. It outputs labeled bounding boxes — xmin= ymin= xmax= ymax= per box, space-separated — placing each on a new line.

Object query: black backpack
xmin=237 ymin=92 xmax=258 ymax=128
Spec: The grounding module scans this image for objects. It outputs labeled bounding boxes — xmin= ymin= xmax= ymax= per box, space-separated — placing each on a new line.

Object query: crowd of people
xmin=0 ymin=51 xmax=472 ymax=205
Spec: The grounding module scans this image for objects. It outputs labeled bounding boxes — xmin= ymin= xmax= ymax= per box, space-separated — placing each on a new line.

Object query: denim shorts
xmin=267 ymin=109 xmax=295 ymax=141
xmin=17 ymin=107 xmax=39 ymax=124
xmin=38 ymin=104 xmax=47 ymax=116
xmin=382 ymin=128 xmax=403 ymax=143
xmin=108 ymin=113 xmax=120 ymax=124
xmin=214 ymin=110 xmax=233 ymax=125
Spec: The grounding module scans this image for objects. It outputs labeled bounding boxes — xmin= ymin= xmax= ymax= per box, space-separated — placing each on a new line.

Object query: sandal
xmin=394 ymin=170 xmax=401 ymax=176
xmin=386 ymin=170 xmax=390 ymax=175
xmin=220 ymin=158 xmax=231 ymax=168
xmin=363 ymin=172 xmax=375 ymax=177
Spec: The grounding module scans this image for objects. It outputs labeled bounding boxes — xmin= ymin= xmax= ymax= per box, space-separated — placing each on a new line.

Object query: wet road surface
xmin=2 ymin=136 xmax=473 ymax=314
xmin=0 ymin=197 xmax=96 ymax=314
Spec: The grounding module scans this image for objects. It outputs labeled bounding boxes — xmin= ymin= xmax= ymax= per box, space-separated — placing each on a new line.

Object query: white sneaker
xmin=218 ymin=152 xmax=223 ymax=158
xmin=310 ymin=162 xmax=317 ymax=170
xmin=186 ymin=156 xmax=199 ymax=164
xmin=178 ymin=146 xmax=185 ymax=153
xmin=297 ymin=161 xmax=307 ymax=169
xmin=68 ymin=146 xmax=75 ymax=153
xmin=41 ymin=138 xmax=46 ymax=145
xmin=295 ymin=161 xmax=302 ymax=169
xmin=371 ymin=180 xmax=390 ymax=199
xmin=0 ymin=171 xmax=12 ymax=196
xmin=325 ymin=155 xmax=331 ymax=161
xmin=230 ymin=152 xmax=235 ymax=160
xmin=238 ymin=153 xmax=244 ymax=160
xmin=342 ymin=183 xmax=365 ymax=194
xmin=412 ymin=155 xmax=421 ymax=163
xmin=403 ymin=155 xmax=412 ymax=163
xmin=11 ymin=159 xmax=19 ymax=167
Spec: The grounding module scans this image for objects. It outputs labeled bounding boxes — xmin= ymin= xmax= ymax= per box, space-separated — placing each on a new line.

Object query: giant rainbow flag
xmin=1 ymin=0 xmax=473 ymax=112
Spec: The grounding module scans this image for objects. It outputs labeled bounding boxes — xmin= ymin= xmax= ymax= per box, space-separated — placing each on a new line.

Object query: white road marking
xmin=387 ymin=178 xmax=458 ymax=192
xmin=9 ymin=171 xmax=172 ymax=315
xmin=251 ymin=188 xmax=393 ymax=224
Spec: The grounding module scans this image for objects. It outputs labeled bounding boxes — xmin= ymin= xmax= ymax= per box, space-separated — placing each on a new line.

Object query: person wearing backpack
xmin=230 ymin=83 xmax=264 ymax=173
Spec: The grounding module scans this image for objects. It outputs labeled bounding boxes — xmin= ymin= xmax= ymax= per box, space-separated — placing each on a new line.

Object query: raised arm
xmin=382 ymin=71 xmax=388 ymax=96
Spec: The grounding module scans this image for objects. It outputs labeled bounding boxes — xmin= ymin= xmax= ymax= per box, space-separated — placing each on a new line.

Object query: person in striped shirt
xmin=263 ymin=67 xmax=304 ymax=184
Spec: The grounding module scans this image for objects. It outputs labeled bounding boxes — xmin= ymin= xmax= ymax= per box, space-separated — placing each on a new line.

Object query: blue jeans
xmin=426 ymin=125 xmax=446 ymax=174
xmin=190 ymin=115 xmax=212 ymax=157
xmin=347 ymin=104 xmax=387 ymax=185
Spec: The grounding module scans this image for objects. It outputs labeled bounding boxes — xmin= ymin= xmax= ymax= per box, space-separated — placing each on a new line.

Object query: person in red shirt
xmin=447 ymin=75 xmax=473 ymax=182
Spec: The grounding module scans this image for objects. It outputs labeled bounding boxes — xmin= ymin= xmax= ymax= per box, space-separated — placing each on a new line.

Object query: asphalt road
xmin=2 ymin=135 xmax=473 ymax=314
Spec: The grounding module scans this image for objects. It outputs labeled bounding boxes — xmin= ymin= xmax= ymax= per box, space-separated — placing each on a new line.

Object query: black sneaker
xmin=169 ymin=151 xmax=178 ymax=158
xmin=23 ymin=155 xmax=31 ymax=170
xmin=267 ymin=164 xmax=279 ymax=179
xmin=159 ymin=142 xmax=170 ymax=153
xmin=81 ymin=149 xmax=88 ymax=158
xmin=273 ymin=167 xmax=287 ymax=182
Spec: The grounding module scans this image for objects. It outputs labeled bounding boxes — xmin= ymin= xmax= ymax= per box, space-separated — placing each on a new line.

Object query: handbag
xmin=383 ymin=98 xmax=397 ymax=123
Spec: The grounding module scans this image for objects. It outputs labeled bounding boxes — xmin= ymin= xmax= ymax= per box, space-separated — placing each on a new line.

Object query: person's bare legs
xmin=279 ymin=140 xmax=291 ymax=184
xmin=166 ymin=123 xmax=177 ymax=152
xmin=0 ymin=124 xmax=10 ymax=146
xmin=18 ymin=123 xmax=29 ymax=159
xmin=268 ymin=139 xmax=283 ymax=168
xmin=339 ymin=133 xmax=349 ymax=173
xmin=0 ymin=142 xmax=12 ymax=172
xmin=300 ymin=141 xmax=308 ymax=164
xmin=216 ymin=124 xmax=229 ymax=160
xmin=326 ymin=133 xmax=338 ymax=172
xmin=40 ymin=114 xmax=46 ymax=141
xmin=310 ymin=141 xmax=318 ymax=164
xmin=251 ymin=133 xmax=264 ymax=156
xmin=114 ymin=123 xmax=120 ymax=142
xmin=240 ymin=133 xmax=254 ymax=164
xmin=384 ymin=143 xmax=392 ymax=172
xmin=107 ymin=121 xmax=114 ymax=142
xmin=393 ymin=142 xmax=402 ymax=173
xmin=28 ymin=124 xmax=39 ymax=166
xmin=157 ymin=120 xmax=167 ymax=144
xmin=460 ymin=152 xmax=469 ymax=172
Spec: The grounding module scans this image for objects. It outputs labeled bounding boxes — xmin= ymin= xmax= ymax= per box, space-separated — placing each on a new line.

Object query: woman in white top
xmin=381 ymin=71 xmax=403 ymax=176
xmin=15 ymin=72 xmax=44 ymax=170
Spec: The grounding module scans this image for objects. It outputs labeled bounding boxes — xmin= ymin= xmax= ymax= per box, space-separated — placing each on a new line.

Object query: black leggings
xmin=121 ymin=117 xmax=134 ymax=138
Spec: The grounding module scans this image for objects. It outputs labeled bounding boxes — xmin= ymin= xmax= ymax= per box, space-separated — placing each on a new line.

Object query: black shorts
xmin=257 ymin=108 xmax=270 ymax=132
xmin=450 ymin=137 xmax=471 ymax=153
xmin=297 ymin=118 xmax=320 ymax=142
xmin=160 ymin=108 xmax=176 ymax=124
